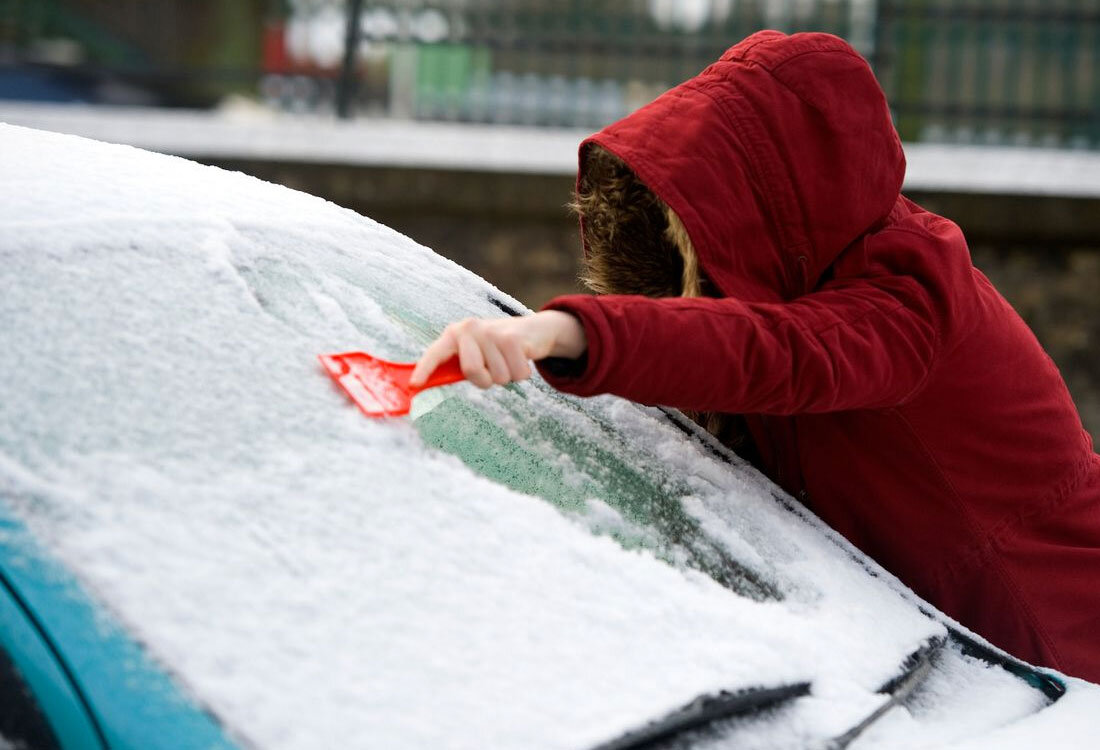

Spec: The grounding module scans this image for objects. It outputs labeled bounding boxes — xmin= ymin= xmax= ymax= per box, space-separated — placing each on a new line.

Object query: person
xmin=410 ymin=31 xmax=1100 ymax=682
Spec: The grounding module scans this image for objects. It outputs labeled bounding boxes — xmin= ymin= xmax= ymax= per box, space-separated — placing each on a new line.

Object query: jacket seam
xmin=651 ymin=296 xmax=926 ymax=355
xmin=654 ymin=294 xmax=925 ymax=358
xmin=769 ymin=47 xmax=866 ymax=76
xmin=800 ymin=301 xmax=931 ymax=404
xmin=862 ymin=232 xmax=943 ymax=403
xmin=639 ymin=296 xmax=934 ymax=408
xmin=897 ymin=413 xmax=1087 ymax=669
xmin=985 ymin=538 xmax=1068 ymax=670
xmin=687 ymin=80 xmax=808 ymax=296
xmin=948 ymin=450 xmax=1095 ymax=572
xmin=872 ymin=218 xmax=959 ymax=247
xmin=891 ymin=409 xmax=1063 ymax=664
xmin=650 ymin=296 xmax=907 ymax=336
xmin=892 ymin=408 xmax=987 ymax=552
xmin=697 ymin=55 xmax=900 ymax=297
xmin=722 ymin=41 xmax=863 ymax=73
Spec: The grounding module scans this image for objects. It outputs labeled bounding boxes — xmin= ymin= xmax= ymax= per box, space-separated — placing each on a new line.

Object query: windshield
xmin=413 ymin=374 xmax=780 ymax=600
xmin=4 ymin=123 xmax=1053 ymax=750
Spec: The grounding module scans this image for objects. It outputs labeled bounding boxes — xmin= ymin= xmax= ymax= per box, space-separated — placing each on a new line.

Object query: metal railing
xmin=265 ymin=0 xmax=873 ymax=128
xmin=2 ymin=0 xmax=1098 ymax=148
xmin=875 ymin=0 xmax=1100 ymax=148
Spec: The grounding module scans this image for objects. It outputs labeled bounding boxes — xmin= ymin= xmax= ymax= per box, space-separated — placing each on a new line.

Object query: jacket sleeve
xmin=535 ymin=266 xmax=948 ymax=416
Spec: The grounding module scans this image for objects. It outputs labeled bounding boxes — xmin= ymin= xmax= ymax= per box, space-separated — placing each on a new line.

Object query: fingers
xmin=457 ymin=328 xmax=492 ymax=388
xmin=410 ymin=328 xmax=457 ymax=387
xmin=498 ymin=332 xmax=532 ymax=381
xmin=478 ymin=329 xmax=512 ymax=386
xmin=412 ymin=318 xmax=537 ymax=390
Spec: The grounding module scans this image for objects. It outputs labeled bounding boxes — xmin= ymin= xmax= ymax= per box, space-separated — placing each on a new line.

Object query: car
xmin=1 ymin=122 xmax=1098 ymax=750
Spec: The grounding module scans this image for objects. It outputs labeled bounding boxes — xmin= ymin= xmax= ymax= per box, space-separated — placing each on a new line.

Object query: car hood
xmin=0 ymin=123 xmax=1084 ymax=749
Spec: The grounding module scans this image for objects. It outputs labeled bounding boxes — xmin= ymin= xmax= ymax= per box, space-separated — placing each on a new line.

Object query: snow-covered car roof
xmin=0 ymin=123 xmax=1097 ymax=749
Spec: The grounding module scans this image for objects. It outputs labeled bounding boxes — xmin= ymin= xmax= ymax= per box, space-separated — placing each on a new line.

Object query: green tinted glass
xmin=413 ymin=382 xmax=779 ymax=601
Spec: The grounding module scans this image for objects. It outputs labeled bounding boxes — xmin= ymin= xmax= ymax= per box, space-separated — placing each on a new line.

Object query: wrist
xmin=540 ymin=310 xmax=587 ymax=359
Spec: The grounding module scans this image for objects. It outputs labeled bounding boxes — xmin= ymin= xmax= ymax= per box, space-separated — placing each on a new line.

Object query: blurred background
xmin=1 ymin=0 xmax=1098 ymax=437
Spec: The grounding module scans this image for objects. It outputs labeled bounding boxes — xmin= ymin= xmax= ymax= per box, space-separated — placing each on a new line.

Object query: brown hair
xmin=572 ymin=145 xmax=705 ymax=299
xmin=571 ymin=145 xmax=750 ymax=454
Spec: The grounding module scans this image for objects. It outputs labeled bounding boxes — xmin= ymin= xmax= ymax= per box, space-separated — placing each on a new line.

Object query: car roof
xmin=0 ymin=123 xmax=1054 ymax=748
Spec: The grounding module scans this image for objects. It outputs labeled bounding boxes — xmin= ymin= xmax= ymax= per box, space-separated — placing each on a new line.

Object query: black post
xmin=337 ymin=0 xmax=365 ymax=119
xmin=871 ymin=0 xmax=892 ymax=80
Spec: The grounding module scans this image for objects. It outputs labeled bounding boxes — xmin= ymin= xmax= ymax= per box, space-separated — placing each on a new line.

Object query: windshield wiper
xmin=591 ymin=637 xmax=947 ymax=750
xmin=949 ymin=629 xmax=1065 ymax=702
xmin=589 ymin=682 xmax=812 ymax=750
xmin=826 ymin=637 xmax=945 ymax=749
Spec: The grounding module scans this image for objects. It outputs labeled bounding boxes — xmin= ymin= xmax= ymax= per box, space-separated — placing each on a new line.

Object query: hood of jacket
xmin=578 ymin=31 xmax=905 ymax=303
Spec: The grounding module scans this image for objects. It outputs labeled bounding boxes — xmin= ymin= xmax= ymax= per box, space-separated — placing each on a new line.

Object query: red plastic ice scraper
xmin=318 ymin=351 xmax=465 ymax=417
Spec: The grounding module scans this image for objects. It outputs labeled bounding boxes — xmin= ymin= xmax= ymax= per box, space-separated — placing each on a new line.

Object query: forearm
xmin=537 ymin=289 xmax=937 ymax=414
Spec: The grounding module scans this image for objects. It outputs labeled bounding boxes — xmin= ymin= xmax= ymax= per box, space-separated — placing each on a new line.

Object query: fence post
xmin=871 ymin=0 xmax=891 ymax=76
xmin=337 ymin=0 xmax=365 ymax=119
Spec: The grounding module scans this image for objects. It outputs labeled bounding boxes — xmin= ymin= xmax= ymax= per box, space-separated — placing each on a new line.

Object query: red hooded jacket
xmin=537 ymin=31 xmax=1100 ymax=682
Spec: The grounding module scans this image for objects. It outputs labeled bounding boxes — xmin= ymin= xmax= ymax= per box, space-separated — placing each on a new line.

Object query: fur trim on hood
xmin=573 ymin=145 xmax=706 ymax=299
xmin=573 ymin=145 xmax=751 ymax=450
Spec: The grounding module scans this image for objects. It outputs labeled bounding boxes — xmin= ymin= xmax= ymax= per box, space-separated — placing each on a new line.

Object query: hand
xmin=410 ymin=310 xmax=587 ymax=389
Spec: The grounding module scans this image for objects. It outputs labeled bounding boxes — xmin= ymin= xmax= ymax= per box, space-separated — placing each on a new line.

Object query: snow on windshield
xmin=0 ymin=123 xmax=1017 ymax=749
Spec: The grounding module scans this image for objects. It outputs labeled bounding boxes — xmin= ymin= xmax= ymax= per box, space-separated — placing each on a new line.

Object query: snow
xmin=936 ymin=676 xmax=1100 ymax=749
xmin=3 ymin=102 xmax=1100 ymax=198
xmin=0 ymin=101 xmax=591 ymax=175
xmin=0 ymin=123 xmax=1097 ymax=748
xmin=853 ymin=643 xmax=1049 ymax=748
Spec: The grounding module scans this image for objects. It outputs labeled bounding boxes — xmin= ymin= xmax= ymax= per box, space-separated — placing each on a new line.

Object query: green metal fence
xmin=323 ymin=0 xmax=871 ymax=126
xmin=876 ymin=0 xmax=1100 ymax=148
xmin=2 ymin=0 xmax=1098 ymax=148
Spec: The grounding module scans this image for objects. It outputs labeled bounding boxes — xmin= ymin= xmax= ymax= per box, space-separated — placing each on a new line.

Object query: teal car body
xmin=0 ymin=515 xmax=234 ymax=749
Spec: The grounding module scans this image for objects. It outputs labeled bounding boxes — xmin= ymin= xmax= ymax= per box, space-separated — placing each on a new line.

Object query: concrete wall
xmin=213 ymin=160 xmax=1100 ymax=443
